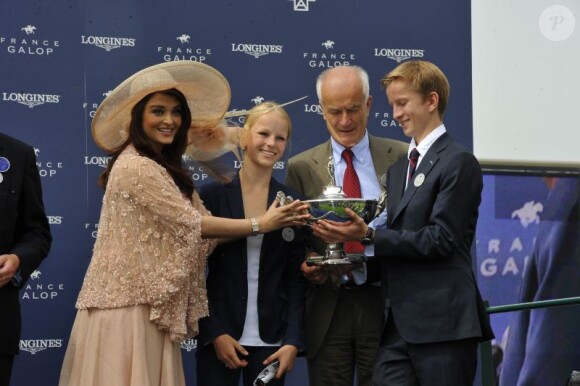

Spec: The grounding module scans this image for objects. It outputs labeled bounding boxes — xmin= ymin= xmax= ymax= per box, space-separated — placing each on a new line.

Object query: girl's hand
xmin=257 ymin=199 xmax=310 ymax=234
xmin=262 ymin=344 xmax=299 ymax=378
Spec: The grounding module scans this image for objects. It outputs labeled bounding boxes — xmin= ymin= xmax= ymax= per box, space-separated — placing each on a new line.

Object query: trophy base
xmin=306 ymin=253 xmax=366 ymax=266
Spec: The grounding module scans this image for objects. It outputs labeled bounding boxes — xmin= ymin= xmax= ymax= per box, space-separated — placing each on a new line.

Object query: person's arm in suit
xmin=1 ymin=145 xmax=51 ymax=288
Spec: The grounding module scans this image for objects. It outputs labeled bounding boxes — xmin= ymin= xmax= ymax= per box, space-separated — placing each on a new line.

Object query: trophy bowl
xmin=306 ymin=198 xmax=378 ymax=224
xmin=304 ymin=197 xmax=379 ymax=266
xmin=300 ymin=156 xmax=386 ymax=266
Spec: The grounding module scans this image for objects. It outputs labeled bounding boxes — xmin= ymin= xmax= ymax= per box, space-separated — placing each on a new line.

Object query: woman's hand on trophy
xmin=311 ymin=208 xmax=367 ymax=243
xmin=258 ymin=198 xmax=310 ymax=234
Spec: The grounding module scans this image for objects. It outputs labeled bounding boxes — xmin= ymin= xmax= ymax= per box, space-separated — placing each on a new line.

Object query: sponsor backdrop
xmin=0 ymin=0 xmax=532 ymax=385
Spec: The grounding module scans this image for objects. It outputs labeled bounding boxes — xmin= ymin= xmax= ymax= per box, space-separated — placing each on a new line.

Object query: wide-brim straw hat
xmin=92 ymin=61 xmax=231 ymax=152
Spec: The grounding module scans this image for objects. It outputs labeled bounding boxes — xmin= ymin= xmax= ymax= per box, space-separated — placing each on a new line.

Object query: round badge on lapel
xmin=282 ymin=227 xmax=295 ymax=242
xmin=0 ymin=157 xmax=10 ymax=173
xmin=0 ymin=157 xmax=9 ymax=183
xmin=414 ymin=173 xmax=425 ymax=187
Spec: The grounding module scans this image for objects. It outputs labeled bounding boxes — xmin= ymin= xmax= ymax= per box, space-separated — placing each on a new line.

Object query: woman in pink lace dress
xmin=58 ymin=62 xmax=307 ymax=386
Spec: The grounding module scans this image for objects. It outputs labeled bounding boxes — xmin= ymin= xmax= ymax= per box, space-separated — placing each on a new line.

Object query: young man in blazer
xmin=0 ymin=133 xmax=51 ymax=386
xmin=285 ymin=65 xmax=407 ymax=386
xmin=311 ymin=61 xmax=494 ymax=386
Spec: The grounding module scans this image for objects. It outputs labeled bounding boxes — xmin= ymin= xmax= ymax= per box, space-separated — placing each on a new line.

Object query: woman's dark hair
xmin=98 ymin=88 xmax=195 ymax=197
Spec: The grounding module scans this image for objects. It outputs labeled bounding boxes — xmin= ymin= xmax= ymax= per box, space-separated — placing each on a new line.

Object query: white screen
xmin=472 ymin=0 xmax=579 ymax=167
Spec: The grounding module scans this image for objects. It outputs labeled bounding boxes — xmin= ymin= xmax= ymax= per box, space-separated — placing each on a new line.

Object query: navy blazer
xmin=375 ymin=133 xmax=494 ymax=344
xmin=0 ymin=133 xmax=51 ymax=355
xmin=197 ymin=175 xmax=305 ymax=349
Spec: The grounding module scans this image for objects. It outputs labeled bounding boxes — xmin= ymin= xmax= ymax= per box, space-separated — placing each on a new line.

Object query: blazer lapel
xmin=369 ymin=134 xmax=403 ymax=184
xmin=226 ymin=174 xmax=245 ymax=220
xmin=390 ymin=134 xmax=451 ymax=225
xmin=260 ymin=178 xmax=284 ymax=260
xmin=309 ymin=141 xmax=334 ymax=193
xmin=387 ymin=160 xmax=407 ymax=227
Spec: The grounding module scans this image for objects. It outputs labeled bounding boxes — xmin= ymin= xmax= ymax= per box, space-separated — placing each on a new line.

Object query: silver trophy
xmin=304 ymin=157 xmax=386 ymax=266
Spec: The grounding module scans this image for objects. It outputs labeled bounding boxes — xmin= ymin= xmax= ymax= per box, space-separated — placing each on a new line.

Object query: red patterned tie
xmin=342 ymin=149 xmax=364 ymax=254
xmin=408 ymin=148 xmax=420 ymax=183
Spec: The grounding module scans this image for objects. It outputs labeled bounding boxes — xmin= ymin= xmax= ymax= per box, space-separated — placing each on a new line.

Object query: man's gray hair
xmin=315 ymin=65 xmax=370 ymax=104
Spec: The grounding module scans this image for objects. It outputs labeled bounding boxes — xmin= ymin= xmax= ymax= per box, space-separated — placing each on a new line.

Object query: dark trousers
xmin=372 ymin=315 xmax=478 ymax=386
xmin=0 ymin=355 xmax=14 ymax=386
xmin=197 ymin=343 xmax=285 ymax=386
xmin=308 ymin=286 xmax=382 ymax=386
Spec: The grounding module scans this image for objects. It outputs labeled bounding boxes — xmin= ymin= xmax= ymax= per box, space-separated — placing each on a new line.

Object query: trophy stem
xmin=305 ymin=243 xmax=367 ymax=266
xmin=325 ymin=243 xmax=347 ymax=260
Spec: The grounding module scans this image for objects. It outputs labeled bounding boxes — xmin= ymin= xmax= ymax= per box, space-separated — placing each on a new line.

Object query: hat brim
xmin=92 ymin=61 xmax=231 ymax=152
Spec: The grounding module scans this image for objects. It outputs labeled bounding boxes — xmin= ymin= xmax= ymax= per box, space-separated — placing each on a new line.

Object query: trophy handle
xmin=276 ymin=191 xmax=293 ymax=205
xmin=375 ymin=190 xmax=387 ymax=219
xmin=327 ymin=156 xmax=336 ymax=187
